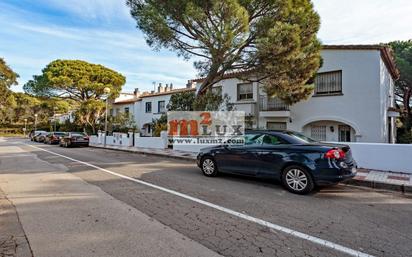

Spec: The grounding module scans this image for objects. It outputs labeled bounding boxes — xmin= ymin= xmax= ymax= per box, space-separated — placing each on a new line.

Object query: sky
xmin=1 ymin=0 xmax=411 ymax=93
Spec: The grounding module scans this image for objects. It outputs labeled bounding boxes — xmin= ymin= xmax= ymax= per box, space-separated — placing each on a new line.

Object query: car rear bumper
xmin=71 ymin=141 xmax=89 ymax=146
xmin=314 ymin=167 xmax=357 ymax=186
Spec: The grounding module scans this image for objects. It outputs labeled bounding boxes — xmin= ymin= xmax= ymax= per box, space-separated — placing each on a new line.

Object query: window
xmin=261 ymin=134 xmax=287 ymax=145
xmin=244 ymin=133 xmax=262 ymax=145
xmin=124 ymin=107 xmax=130 ymax=114
xmin=314 ymin=71 xmax=342 ymax=95
xmin=212 ymin=86 xmax=222 ymax=96
xmin=109 ymin=109 xmax=113 ymax=116
xmin=158 ymin=101 xmax=166 ymax=113
xmin=267 ymin=122 xmax=287 ymax=130
xmin=338 ymin=125 xmax=351 ymax=142
xmin=311 ymin=125 xmax=326 ymax=141
xmin=237 ymin=83 xmax=253 ymax=100
xmin=145 ymin=102 xmax=152 ymax=113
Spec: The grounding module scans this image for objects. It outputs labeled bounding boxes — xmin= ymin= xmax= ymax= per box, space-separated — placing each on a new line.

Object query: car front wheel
xmin=282 ymin=166 xmax=314 ymax=195
xmin=201 ymin=157 xmax=218 ymax=177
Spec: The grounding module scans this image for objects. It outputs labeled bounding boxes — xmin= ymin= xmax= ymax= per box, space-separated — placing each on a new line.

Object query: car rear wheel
xmin=282 ymin=166 xmax=314 ymax=195
xmin=201 ymin=157 xmax=218 ymax=177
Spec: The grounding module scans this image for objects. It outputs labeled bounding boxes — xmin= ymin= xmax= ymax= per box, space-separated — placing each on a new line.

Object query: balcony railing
xmin=259 ymin=96 xmax=289 ymax=111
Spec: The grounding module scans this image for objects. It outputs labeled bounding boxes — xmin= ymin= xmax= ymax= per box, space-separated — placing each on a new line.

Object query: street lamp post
xmin=103 ymin=87 xmax=111 ymax=147
xmin=53 ymin=107 xmax=58 ymax=132
xmin=34 ymin=114 xmax=38 ymax=132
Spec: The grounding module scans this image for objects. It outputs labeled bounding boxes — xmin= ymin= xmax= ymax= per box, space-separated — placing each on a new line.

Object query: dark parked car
xmin=44 ymin=132 xmax=67 ymax=144
xmin=33 ymin=131 xmax=49 ymax=142
xmin=59 ymin=132 xmax=89 ymax=147
xmin=30 ymin=130 xmax=47 ymax=141
xmin=197 ymin=130 xmax=357 ymax=194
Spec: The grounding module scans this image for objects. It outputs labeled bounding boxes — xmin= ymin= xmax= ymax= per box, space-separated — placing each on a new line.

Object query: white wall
xmin=134 ymin=132 xmax=167 ymax=149
xmin=134 ymin=94 xmax=171 ymax=130
xmin=173 ymin=144 xmax=218 ymax=153
xmin=112 ymin=103 xmax=135 ymax=117
xmin=289 ymin=49 xmax=385 ymax=142
xmin=205 ymin=49 xmax=394 ymax=143
xmin=214 ymin=78 xmax=259 ymax=127
xmin=344 ymin=143 xmax=412 ymax=174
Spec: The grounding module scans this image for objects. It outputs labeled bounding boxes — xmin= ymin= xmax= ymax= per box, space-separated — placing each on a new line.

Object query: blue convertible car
xmin=197 ymin=130 xmax=357 ymax=194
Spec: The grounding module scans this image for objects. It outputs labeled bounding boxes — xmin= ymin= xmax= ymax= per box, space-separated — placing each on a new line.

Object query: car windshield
xmin=284 ymin=131 xmax=318 ymax=144
xmin=54 ymin=132 xmax=66 ymax=136
xmin=71 ymin=133 xmax=86 ymax=137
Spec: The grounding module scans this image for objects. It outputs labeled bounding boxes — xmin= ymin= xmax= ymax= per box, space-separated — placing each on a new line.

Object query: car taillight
xmin=324 ymin=149 xmax=345 ymax=159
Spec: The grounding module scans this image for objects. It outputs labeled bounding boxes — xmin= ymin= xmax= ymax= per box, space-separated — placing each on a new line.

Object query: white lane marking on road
xmin=25 ymin=143 xmax=374 ymax=257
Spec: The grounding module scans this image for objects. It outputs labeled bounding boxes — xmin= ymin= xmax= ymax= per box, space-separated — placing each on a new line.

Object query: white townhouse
xmin=191 ymin=45 xmax=400 ymax=143
xmin=112 ymin=83 xmax=196 ymax=136
xmin=111 ymin=91 xmax=139 ymax=118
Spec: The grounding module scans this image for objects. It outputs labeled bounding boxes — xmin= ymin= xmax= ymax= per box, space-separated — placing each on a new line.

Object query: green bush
xmin=397 ymin=128 xmax=412 ymax=144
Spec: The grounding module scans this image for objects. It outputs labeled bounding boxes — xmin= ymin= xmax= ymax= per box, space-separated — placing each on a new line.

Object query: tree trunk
xmin=403 ymin=87 xmax=412 ymax=131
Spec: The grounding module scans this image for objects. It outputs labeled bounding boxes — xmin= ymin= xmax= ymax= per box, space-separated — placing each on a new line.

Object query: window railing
xmin=259 ymin=96 xmax=289 ymax=111
xmin=314 ymin=70 xmax=342 ymax=95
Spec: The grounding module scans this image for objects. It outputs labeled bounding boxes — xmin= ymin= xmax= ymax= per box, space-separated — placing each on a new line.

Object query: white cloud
xmin=2 ymin=0 xmax=412 ymax=94
xmin=38 ymin=0 xmax=132 ymax=23
xmin=313 ymin=0 xmax=412 ymax=44
xmin=0 ymin=1 xmax=197 ymax=93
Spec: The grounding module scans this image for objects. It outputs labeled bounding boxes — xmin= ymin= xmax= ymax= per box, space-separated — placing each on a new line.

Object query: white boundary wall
xmin=134 ymin=131 xmax=168 ymax=149
xmin=339 ymin=143 xmax=412 ymax=174
xmin=173 ymin=144 xmax=218 ymax=153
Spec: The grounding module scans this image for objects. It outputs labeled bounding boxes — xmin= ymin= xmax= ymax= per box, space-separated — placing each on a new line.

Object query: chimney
xmin=133 ymin=88 xmax=140 ymax=97
xmin=186 ymin=80 xmax=195 ymax=89
xmin=170 ymin=83 xmax=173 ymax=90
xmin=165 ymin=84 xmax=169 ymax=92
xmin=157 ymin=83 xmax=164 ymax=93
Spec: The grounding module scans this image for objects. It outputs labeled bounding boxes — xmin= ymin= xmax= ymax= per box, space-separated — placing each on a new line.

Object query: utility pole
xmin=103 ymin=87 xmax=111 ymax=147
xmin=34 ymin=114 xmax=38 ymax=132
xmin=24 ymin=118 xmax=27 ymax=137
xmin=53 ymin=107 xmax=57 ymax=132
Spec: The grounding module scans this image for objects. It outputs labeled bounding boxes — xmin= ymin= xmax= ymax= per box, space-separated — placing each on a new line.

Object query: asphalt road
xmin=1 ymin=138 xmax=412 ymax=257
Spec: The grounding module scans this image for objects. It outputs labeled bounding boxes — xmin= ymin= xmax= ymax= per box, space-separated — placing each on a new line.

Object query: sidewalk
xmin=91 ymin=143 xmax=412 ymax=193
xmin=0 ymin=140 xmax=221 ymax=257
xmin=0 ymin=188 xmax=32 ymax=257
xmin=345 ymin=168 xmax=412 ymax=193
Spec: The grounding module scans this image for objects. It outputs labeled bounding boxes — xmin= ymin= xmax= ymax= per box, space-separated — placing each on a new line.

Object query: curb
xmin=89 ymin=145 xmax=196 ymax=162
xmin=343 ymin=179 xmax=412 ymax=194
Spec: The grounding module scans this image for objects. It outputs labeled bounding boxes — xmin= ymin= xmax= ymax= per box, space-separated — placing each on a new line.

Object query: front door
xmin=338 ymin=125 xmax=351 ymax=142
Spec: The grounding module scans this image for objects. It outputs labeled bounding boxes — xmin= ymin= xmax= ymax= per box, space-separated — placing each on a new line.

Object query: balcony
xmin=259 ymin=96 xmax=290 ymax=117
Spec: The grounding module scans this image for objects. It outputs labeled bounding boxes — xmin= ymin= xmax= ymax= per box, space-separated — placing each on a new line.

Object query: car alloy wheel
xmin=201 ymin=158 xmax=218 ymax=177
xmin=282 ymin=166 xmax=314 ymax=194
